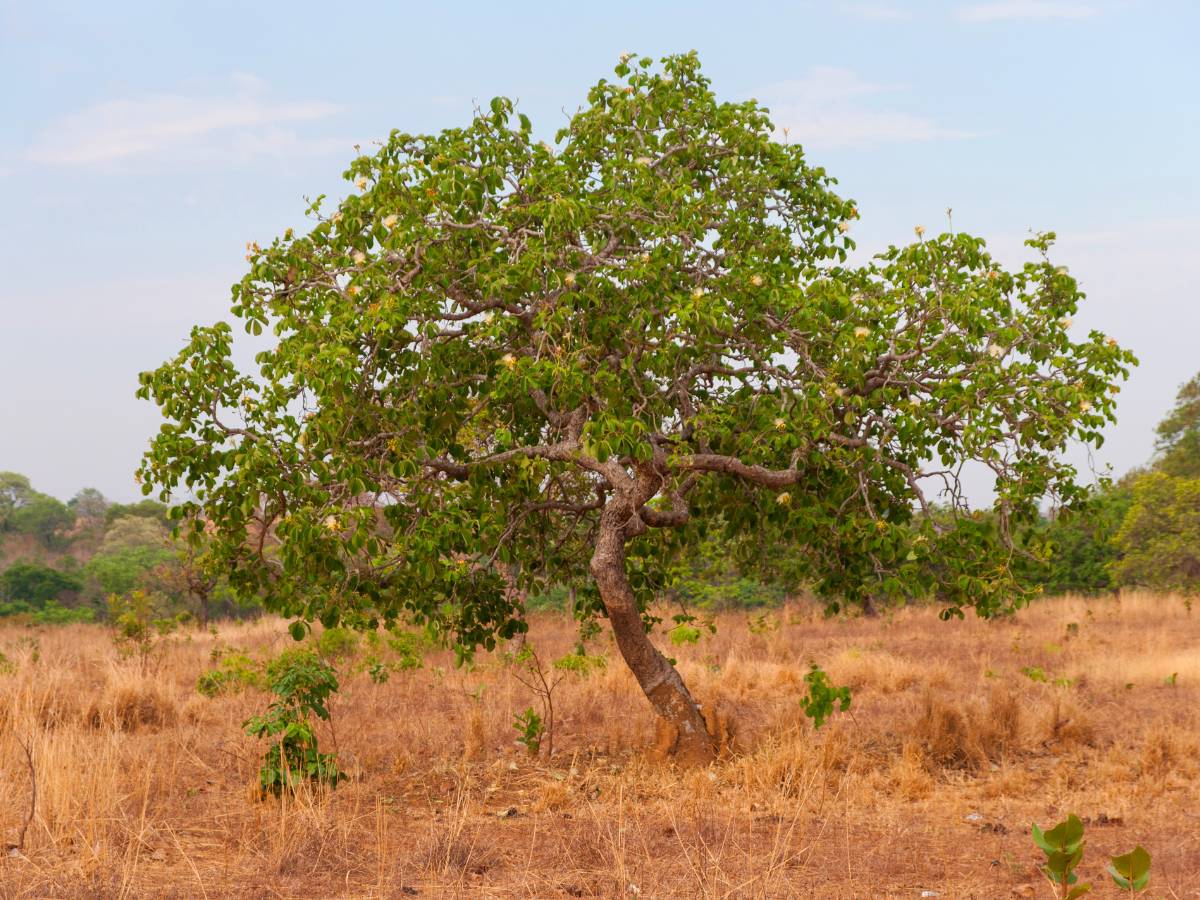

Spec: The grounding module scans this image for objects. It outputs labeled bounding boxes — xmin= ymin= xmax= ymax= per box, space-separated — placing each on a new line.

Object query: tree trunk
xmin=590 ymin=512 xmax=717 ymax=766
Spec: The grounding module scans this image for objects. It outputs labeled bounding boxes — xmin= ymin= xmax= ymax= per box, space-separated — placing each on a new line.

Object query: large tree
xmin=139 ymin=53 xmax=1133 ymax=762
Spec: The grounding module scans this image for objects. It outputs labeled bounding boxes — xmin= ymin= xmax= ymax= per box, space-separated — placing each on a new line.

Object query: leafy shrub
xmin=553 ymin=650 xmax=606 ymax=676
xmin=196 ymin=650 xmax=263 ymax=697
xmin=32 ymin=601 xmax=94 ymax=625
xmin=316 ymin=626 xmax=360 ymax=659
xmin=245 ymin=649 xmax=342 ymax=796
xmin=799 ymin=664 xmax=851 ymax=729
xmin=512 ymin=707 xmax=544 ymax=755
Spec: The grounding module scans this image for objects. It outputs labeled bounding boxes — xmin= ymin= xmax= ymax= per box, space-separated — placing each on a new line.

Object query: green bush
xmin=315 ymin=626 xmax=360 ymax=659
xmin=245 ymin=649 xmax=342 ymax=796
xmin=196 ymin=650 xmax=263 ymax=697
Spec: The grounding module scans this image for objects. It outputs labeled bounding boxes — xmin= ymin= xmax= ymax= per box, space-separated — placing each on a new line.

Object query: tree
xmin=0 ymin=472 xmax=34 ymax=533
xmin=83 ymin=516 xmax=174 ymax=599
xmin=1017 ymin=484 xmax=1131 ymax=595
xmin=0 ymin=561 xmax=82 ymax=608
xmin=1113 ymin=471 xmax=1200 ymax=593
xmin=138 ymin=53 xmax=1133 ymax=762
xmin=9 ymin=494 xmax=74 ymax=548
xmin=1154 ymin=372 xmax=1200 ymax=478
xmin=70 ymin=487 xmax=110 ymax=522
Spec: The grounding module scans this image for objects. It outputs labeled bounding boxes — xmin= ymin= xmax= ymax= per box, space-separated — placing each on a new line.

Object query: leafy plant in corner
xmin=512 ymin=707 xmax=544 ymax=756
xmin=799 ymin=663 xmax=851 ymax=729
xmin=244 ymin=648 xmax=343 ymax=796
xmin=1108 ymin=845 xmax=1151 ymax=893
xmin=1031 ymin=814 xmax=1090 ymax=899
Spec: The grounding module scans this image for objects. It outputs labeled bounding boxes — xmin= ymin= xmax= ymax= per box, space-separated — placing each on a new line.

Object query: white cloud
xmin=28 ymin=74 xmax=342 ymax=166
xmin=956 ymin=1 xmax=1100 ymax=22
xmin=843 ymin=3 xmax=910 ymax=20
xmin=763 ymin=67 xmax=975 ymax=150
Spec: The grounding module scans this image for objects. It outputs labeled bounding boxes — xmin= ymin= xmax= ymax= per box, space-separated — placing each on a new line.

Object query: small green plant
xmin=196 ymin=650 xmax=262 ymax=697
xmin=747 ymin=613 xmax=780 ymax=635
xmin=553 ymin=649 xmax=607 ymax=676
xmin=508 ymin=644 xmax=565 ymax=757
xmin=1164 ymin=672 xmax=1178 ymax=687
xmin=512 ymin=707 xmax=544 ymax=756
xmin=244 ymin=649 xmax=343 ymax=796
xmin=315 ymin=626 xmax=360 ymax=659
xmin=668 ymin=623 xmax=702 ymax=646
xmin=108 ymin=590 xmax=184 ymax=671
xmin=799 ymin=663 xmax=851 ymax=729
xmin=0 ymin=650 xmax=14 ymax=676
xmin=1031 ymin=814 xmax=1090 ymax=899
xmin=1108 ymin=845 xmax=1151 ymax=893
xmin=1021 ymin=665 xmax=1048 ymax=683
xmin=366 ymin=658 xmax=390 ymax=684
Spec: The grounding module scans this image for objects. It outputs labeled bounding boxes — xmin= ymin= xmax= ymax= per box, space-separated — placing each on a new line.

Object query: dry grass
xmin=1 ymin=591 xmax=1199 ymax=897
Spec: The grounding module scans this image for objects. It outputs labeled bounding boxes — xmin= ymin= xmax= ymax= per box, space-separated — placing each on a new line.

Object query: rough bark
xmin=589 ymin=508 xmax=717 ymax=766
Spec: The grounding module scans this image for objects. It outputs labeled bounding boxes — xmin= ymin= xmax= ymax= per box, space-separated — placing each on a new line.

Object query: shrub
xmin=245 ymin=649 xmax=342 ymax=796
xmin=196 ymin=650 xmax=263 ymax=697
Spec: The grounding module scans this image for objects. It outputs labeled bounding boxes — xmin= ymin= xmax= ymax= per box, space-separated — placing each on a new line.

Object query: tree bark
xmin=589 ymin=508 xmax=717 ymax=765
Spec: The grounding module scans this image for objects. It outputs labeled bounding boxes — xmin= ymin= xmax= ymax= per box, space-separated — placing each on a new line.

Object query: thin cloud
xmin=763 ymin=67 xmax=975 ymax=150
xmin=28 ymin=74 xmax=341 ymax=166
xmin=956 ymin=1 xmax=1100 ymax=22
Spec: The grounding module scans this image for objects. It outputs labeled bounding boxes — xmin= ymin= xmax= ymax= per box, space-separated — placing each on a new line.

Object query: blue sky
xmin=1 ymin=0 xmax=1197 ymax=503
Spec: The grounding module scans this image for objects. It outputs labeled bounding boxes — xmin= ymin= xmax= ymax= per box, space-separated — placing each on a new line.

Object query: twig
xmin=14 ymin=735 xmax=36 ymax=852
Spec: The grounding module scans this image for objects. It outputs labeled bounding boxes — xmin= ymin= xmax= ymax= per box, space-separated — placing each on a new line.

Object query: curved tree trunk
xmin=590 ymin=511 xmax=717 ymax=766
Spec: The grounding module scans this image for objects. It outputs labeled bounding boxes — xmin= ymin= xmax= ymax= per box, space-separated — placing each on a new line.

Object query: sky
xmin=1 ymin=0 xmax=1197 ymax=504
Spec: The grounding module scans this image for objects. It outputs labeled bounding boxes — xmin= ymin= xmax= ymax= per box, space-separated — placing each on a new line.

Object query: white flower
xmin=691 ymin=287 xmax=705 ymax=300
xmin=355 ymin=177 xmax=368 ymax=190
xmin=640 ymin=251 xmax=651 ymax=263
xmin=352 ymin=250 xmax=367 ymax=265
xmin=909 ymin=395 xmax=923 ymax=407
xmin=853 ymin=326 xmax=869 ymax=339
xmin=324 ymin=515 xmax=339 ymax=531
xmin=347 ymin=284 xmax=362 ymax=297
xmin=774 ymin=417 xmax=786 ymax=430
xmin=1079 ymin=399 xmax=1092 ymax=412
xmin=635 ymin=156 xmax=653 ymax=166
xmin=382 ymin=214 xmax=399 ymax=229
xmin=914 ymin=224 xmax=926 ymax=238
xmin=332 ymin=212 xmax=343 ymax=224
xmin=564 ymin=272 xmax=576 ymax=287
xmin=750 ymin=274 xmax=763 ymax=287
xmin=987 ymin=270 xmax=999 ymax=281
xmin=1058 ymin=316 xmax=1073 ymax=329
xmin=619 ymin=50 xmax=633 ymax=63
xmin=837 ymin=221 xmax=850 ymax=234
xmin=1106 ymin=336 xmax=1119 ymax=347
xmin=1056 ymin=266 xmax=1070 ymax=276
xmin=540 ymin=141 xmax=554 ymax=155
xmin=987 ymin=344 xmax=1004 ymax=358
xmin=775 ymin=492 xmax=791 ymax=505
xmin=500 ymin=354 xmax=516 ymax=369
xmin=850 ymin=292 xmax=864 ymax=304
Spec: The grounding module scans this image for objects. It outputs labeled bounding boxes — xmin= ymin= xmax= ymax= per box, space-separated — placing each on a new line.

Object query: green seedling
xmin=1108 ymin=845 xmax=1151 ymax=893
xmin=1031 ymin=814 xmax=1091 ymax=899
xmin=799 ymin=663 xmax=851 ymax=729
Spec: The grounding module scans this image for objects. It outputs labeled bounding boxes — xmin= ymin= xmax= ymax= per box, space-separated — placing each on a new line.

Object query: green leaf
xmin=289 ymin=621 xmax=307 ymax=641
xmin=1108 ymin=845 xmax=1151 ymax=890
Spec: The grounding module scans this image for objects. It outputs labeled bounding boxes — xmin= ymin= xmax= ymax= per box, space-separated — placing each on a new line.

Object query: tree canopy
xmin=138 ymin=52 xmax=1134 ymax=760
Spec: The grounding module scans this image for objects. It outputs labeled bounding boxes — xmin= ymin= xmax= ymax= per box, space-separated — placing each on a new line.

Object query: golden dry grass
xmin=1 ymin=592 xmax=1199 ymax=898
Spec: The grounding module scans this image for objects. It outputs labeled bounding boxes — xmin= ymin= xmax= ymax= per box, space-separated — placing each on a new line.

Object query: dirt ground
xmin=2 ymin=591 xmax=1198 ymax=898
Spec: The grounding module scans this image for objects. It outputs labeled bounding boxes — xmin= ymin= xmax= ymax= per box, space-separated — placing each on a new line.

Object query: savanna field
xmin=1 ymin=593 xmax=1197 ymax=899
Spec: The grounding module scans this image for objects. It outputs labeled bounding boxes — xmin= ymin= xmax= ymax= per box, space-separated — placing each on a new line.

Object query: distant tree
xmin=69 ymin=487 xmax=110 ymax=521
xmin=0 ymin=561 xmax=83 ymax=609
xmin=9 ymin=494 xmax=74 ymax=547
xmin=84 ymin=516 xmax=174 ymax=599
xmin=0 ymin=472 xmax=34 ymax=533
xmin=104 ymin=499 xmax=171 ymax=527
xmin=1154 ymin=372 xmax=1200 ymax=478
xmin=1113 ymin=471 xmax=1200 ymax=593
xmin=1018 ymin=484 xmax=1131 ymax=595
xmin=137 ymin=53 xmax=1134 ymax=762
